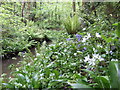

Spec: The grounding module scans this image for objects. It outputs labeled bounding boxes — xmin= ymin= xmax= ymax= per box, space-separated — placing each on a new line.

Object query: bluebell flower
xmin=77 ymin=44 xmax=81 ymax=47
xmin=78 ymin=38 xmax=80 ymax=42
xmin=76 ymin=34 xmax=82 ymax=38
xmin=66 ymin=38 xmax=71 ymax=41
xmin=83 ymin=47 xmax=87 ymax=50
xmin=76 ymin=34 xmax=82 ymax=42
xmin=82 ymin=47 xmax=87 ymax=52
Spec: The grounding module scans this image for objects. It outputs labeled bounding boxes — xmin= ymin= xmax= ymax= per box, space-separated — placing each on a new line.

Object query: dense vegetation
xmin=0 ymin=1 xmax=120 ymax=89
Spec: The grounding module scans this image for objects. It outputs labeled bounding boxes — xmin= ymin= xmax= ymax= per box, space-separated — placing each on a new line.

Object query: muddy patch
xmin=1 ymin=47 xmax=36 ymax=79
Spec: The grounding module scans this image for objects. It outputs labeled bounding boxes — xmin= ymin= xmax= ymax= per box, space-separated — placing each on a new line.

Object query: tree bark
xmin=27 ymin=2 xmax=31 ymax=15
xmin=33 ymin=2 xmax=37 ymax=8
xmin=72 ymin=0 xmax=76 ymax=16
xmin=21 ymin=2 xmax=26 ymax=17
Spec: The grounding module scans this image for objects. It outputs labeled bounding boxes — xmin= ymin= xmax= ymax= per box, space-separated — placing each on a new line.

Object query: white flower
xmin=74 ymin=53 xmax=77 ymax=56
xmin=49 ymin=44 xmax=55 ymax=47
xmin=34 ymin=58 xmax=37 ymax=60
xmin=97 ymin=44 xmax=103 ymax=48
xmin=89 ymin=59 xmax=96 ymax=66
xmin=82 ymin=37 xmax=87 ymax=42
xmin=87 ymin=33 xmax=91 ymax=39
xmin=36 ymin=53 xmax=40 ymax=56
xmin=50 ymin=73 xmax=55 ymax=76
xmin=106 ymin=50 xmax=109 ymax=54
xmin=28 ymin=63 xmax=31 ymax=66
xmin=84 ymin=55 xmax=90 ymax=62
xmin=47 ymin=62 xmax=54 ymax=67
xmin=111 ymin=59 xmax=118 ymax=61
xmin=92 ymin=54 xmax=99 ymax=59
xmin=93 ymin=48 xmax=97 ymax=53
xmin=92 ymin=54 xmax=104 ymax=61
xmin=96 ymin=33 xmax=101 ymax=38
xmin=83 ymin=28 xmax=86 ymax=31
xmin=71 ymin=63 xmax=76 ymax=66
xmin=82 ymin=33 xmax=91 ymax=42
xmin=64 ymin=49 xmax=67 ymax=52
xmin=84 ymin=54 xmax=104 ymax=66
xmin=84 ymin=55 xmax=96 ymax=66
xmin=109 ymin=51 xmax=113 ymax=55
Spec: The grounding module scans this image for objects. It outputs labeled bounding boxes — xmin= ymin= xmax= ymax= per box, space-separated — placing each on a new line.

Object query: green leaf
xmin=113 ymin=22 xmax=120 ymax=37
xmin=96 ymin=76 xmax=110 ymax=88
xmin=81 ymin=69 xmax=95 ymax=77
xmin=101 ymin=35 xmax=107 ymax=41
xmin=116 ymin=23 xmax=120 ymax=37
xmin=0 ymin=78 xmax=2 ymax=89
xmin=68 ymin=83 xmax=92 ymax=88
xmin=53 ymin=70 xmax=59 ymax=79
xmin=17 ymin=74 xmax=26 ymax=84
xmin=2 ymin=83 xmax=14 ymax=88
xmin=113 ymin=23 xmax=118 ymax=26
xmin=109 ymin=61 xmax=120 ymax=88
xmin=106 ymin=37 xmax=113 ymax=43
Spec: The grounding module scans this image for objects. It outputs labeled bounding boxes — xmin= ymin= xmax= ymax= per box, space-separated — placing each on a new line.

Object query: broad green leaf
xmin=81 ymin=69 xmax=95 ymax=77
xmin=53 ymin=70 xmax=59 ymax=79
xmin=17 ymin=74 xmax=26 ymax=84
xmin=0 ymin=78 xmax=2 ymax=89
xmin=116 ymin=23 xmax=120 ymax=37
xmin=113 ymin=23 xmax=118 ymax=26
xmin=106 ymin=37 xmax=113 ymax=43
xmin=109 ymin=61 xmax=120 ymax=89
xmin=68 ymin=83 xmax=92 ymax=88
xmin=113 ymin=22 xmax=120 ymax=37
xmin=96 ymin=76 xmax=110 ymax=88
xmin=2 ymin=83 xmax=14 ymax=88
xmin=101 ymin=35 xmax=107 ymax=41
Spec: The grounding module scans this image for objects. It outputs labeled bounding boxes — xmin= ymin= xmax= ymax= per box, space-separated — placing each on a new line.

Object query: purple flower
xmin=66 ymin=38 xmax=71 ymax=41
xmin=78 ymin=38 xmax=80 ymax=42
xmin=82 ymin=47 xmax=87 ymax=52
xmin=77 ymin=44 xmax=81 ymax=47
xmin=76 ymin=34 xmax=82 ymax=38
xmin=76 ymin=34 xmax=82 ymax=42
xmin=109 ymin=51 xmax=113 ymax=55
xmin=83 ymin=47 xmax=87 ymax=50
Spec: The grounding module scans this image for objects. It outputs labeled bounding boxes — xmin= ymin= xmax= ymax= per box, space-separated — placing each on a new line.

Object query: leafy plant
xmin=109 ymin=61 xmax=120 ymax=89
xmin=95 ymin=61 xmax=120 ymax=89
xmin=1 ymin=2 xmax=120 ymax=89
xmin=113 ymin=22 xmax=120 ymax=38
xmin=64 ymin=15 xmax=81 ymax=34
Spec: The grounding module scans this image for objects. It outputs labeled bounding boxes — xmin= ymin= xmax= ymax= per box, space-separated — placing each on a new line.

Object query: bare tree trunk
xmin=33 ymin=2 xmax=37 ymax=8
xmin=27 ymin=2 xmax=31 ymax=15
xmin=21 ymin=2 xmax=26 ymax=17
xmin=72 ymin=0 xmax=76 ymax=16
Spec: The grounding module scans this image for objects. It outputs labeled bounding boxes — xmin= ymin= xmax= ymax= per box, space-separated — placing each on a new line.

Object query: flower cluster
xmin=82 ymin=33 xmax=91 ymax=42
xmin=66 ymin=38 xmax=71 ymax=41
xmin=66 ymin=34 xmax=87 ymax=52
xmin=76 ymin=34 xmax=82 ymax=42
xmin=84 ymin=54 xmax=104 ymax=66
xmin=96 ymin=33 xmax=101 ymax=38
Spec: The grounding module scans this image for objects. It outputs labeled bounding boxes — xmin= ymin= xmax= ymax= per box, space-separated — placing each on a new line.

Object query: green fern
xmin=64 ymin=15 xmax=81 ymax=34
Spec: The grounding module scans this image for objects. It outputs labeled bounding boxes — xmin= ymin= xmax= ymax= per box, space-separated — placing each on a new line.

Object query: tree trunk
xmin=27 ymin=2 xmax=31 ymax=15
xmin=33 ymin=2 xmax=37 ymax=8
xmin=21 ymin=2 xmax=26 ymax=17
xmin=72 ymin=0 xmax=76 ymax=16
